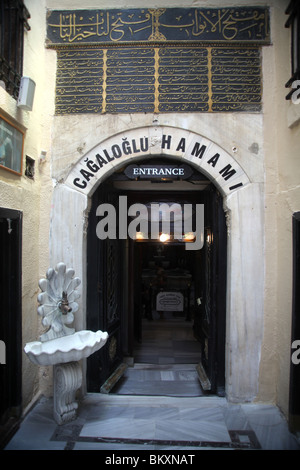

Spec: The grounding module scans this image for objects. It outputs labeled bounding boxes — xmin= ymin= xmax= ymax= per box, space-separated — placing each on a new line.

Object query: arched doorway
xmin=86 ymin=157 xmax=227 ymax=396
xmin=50 ymin=125 xmax=264 ymax=403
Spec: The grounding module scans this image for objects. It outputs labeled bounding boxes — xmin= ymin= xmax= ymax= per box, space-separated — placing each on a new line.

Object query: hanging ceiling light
xmin=159 ymin=233 xmax=170 ymax=242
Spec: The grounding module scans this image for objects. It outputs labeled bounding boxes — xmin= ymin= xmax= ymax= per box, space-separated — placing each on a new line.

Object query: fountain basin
xmin=24 ymin=330 xmax=108 ymax=366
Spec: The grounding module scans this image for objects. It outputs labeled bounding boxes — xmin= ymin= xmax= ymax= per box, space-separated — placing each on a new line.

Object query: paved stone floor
xmin=4 ymin=393 xmax=300 ymax=451
xmin=4 ymin=313 xmax=300 ymax=452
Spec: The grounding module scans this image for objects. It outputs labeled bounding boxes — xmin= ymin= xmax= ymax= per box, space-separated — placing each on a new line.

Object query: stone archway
xmin=50 ymin=125 xmax=264 ymax=402
xmin=64 ymin=126 xmax=250 ymax=197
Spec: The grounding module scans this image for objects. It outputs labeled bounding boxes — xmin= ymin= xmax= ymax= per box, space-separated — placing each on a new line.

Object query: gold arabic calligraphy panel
xmin=105 ymin=48 xmax=155 ymax=113
xmin=47 ymin=8 xmax=270 ymax=45
xmin=211 ymin=47 xmax=261 ymax=112
xmin=55 ymin=45 xmax=261 ymax=114
xmin=56 ymin=48 xmax=104 ymax=114
xmin=50 ymin=7 xmax=266 ymax=114
xmin=158 ymin=48 xmax=209 ymax=112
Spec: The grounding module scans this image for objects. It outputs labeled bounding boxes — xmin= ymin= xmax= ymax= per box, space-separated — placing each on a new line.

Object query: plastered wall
xmin=0 ymin=0 xmax=55 ymax=409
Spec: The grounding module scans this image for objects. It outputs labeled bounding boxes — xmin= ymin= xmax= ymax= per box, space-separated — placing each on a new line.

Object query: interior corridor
xmin=112 ymin=311 xmax=204 ymax=397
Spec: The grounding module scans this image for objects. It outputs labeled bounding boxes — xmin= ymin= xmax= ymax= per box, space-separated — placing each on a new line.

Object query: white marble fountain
xmin=24 ymin=262 xmax=108 ymax=425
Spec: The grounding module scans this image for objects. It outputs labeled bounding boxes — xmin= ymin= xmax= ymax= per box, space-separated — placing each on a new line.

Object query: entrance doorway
xmin=132 ymin=241 xmax=200 ymax=356
xmin=0 ymin=208 xmax=22 ymax=448
xmin=87 ymin=159 xmax=227 ymax=396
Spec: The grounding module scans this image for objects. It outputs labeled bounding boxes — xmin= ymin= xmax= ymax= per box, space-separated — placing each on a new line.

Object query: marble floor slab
xmin=4 ymin=394 xmax=300 ymax=451
xmin=112 ymin=363 xmax=204 ymax=396
xmin=4 ymin=311 xmax=300 ymax=451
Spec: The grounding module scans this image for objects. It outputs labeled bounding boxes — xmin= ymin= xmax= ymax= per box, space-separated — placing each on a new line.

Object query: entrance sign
xmin=124 ymin=163 xmax=193 ymax=180
xmin=65 ymin=126 xmax=250 ymax=197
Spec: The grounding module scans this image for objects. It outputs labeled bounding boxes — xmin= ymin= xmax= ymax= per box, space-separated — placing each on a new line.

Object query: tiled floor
xmin=4 ymin=312 xmax=300 ymax=451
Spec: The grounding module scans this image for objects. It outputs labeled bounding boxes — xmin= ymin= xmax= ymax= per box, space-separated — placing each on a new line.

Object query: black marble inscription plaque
xmin=158 ymin=48 xmax=209 ymax=112
xmin=211 ymin=48 xmax=261 ymax=112
xmin=54 ymin=46 xmax=262 ymax=114
xmin=56 ymin=48 xmax=103 ymax=114
xmin=47 ymin=7 xmax=270 ymax=45
xmin=105 ymin=48 xmax=155 ymax=114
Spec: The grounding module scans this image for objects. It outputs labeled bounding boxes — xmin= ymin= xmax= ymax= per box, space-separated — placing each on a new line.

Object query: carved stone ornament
xmin=53 ymin=362 xmax=82 ymax=425
xmin=37 ymin=262 xmax=81 ymax=342
xmin=24 ymin=262 xmax=109 ymax=425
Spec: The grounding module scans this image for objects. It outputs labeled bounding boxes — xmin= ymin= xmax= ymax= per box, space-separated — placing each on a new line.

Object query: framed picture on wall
xmin=0 ymin=115 xmax=24 ymax=176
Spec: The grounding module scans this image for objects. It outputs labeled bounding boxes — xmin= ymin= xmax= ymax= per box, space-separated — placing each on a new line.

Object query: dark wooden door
xmin=289 ymin=212 xmax=300 ymax=433
xmin=194 ymin=188 xmax=227 ymax=395
xmin=86 ymin=189 xmax=124 ymax=392
xmin=0 ymin=208 xmax=22 ymax=448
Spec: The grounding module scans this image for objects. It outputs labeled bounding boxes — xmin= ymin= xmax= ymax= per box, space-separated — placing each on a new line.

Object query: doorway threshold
xmin=100 ymin=363 xmax=128 ymax=394
xmin=111 ymin=363 xmax=206 ymax=397
xmin=196 ymin=361 xmax=211 ymax=391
